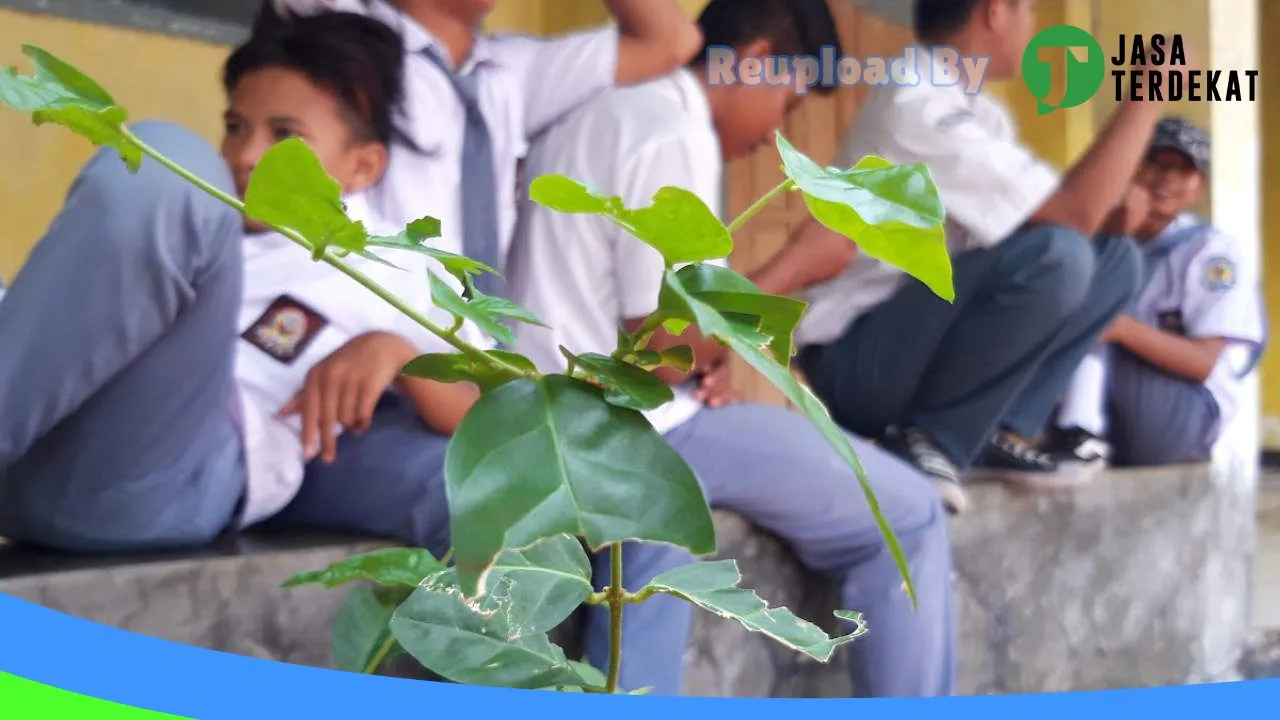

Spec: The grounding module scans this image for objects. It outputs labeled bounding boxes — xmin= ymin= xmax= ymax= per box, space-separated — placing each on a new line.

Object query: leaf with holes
xmin=643 ymin=559 xmax=867 ymax=661
xmin=777 ymin=132 xmax=953 ymax=302
xmin=444 ymin=375 xmax=715 ymax=598
xmin=670 ymin=263 xmax=808 ymax=362
xmin=0 ymin=46 xmax=141 ymax=171
xmin=281 ymin=547 xmax=444 ymax=590
xmin=529 ymin=175 xmax=731 ymax=265
xmin=389 ymin=536 xmax=603 ymax=690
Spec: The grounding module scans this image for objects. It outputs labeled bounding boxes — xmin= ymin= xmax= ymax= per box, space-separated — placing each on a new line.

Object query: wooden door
xmin=725 ymin=3 xmax=914 ymax=406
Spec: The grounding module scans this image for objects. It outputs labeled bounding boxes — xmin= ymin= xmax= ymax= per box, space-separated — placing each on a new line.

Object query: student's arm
xmin=1110 ymin=232 xmax=1263 ymax=384
xmin=396 ymin=376 xmax=478 ymax=435
xmin=750 ymin=218 xmax=858 ymax=296
xmin=518 ymin=1 xmax=700 ymax=138
xmin=607 ymin=0 xmax=703 ymax=85
xmin=1104 ymin=316 xmax=1226 ymax=383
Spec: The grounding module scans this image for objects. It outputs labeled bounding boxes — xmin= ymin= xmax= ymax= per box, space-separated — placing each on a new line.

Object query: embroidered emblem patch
xmin=1202 ymin=255 xmax=1236 ymax=292
xmin=241 ymin=294 xmax=328 ymax=364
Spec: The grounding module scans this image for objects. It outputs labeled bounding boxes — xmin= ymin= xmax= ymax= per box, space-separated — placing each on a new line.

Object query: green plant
xmin=1 ymin=45 xmax=953 ymax=693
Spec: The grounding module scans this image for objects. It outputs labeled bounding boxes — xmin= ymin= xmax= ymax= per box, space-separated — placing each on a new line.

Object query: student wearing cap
xmin=507 ymin=0 xmax=955 ymax=699
xmin=748 ymin=0 xmax=1189 ymax=513
xmin=266 ymin=0 xmax=703 ymax=298
xmin=1046 ymin=117 xmax=1266 ymax=468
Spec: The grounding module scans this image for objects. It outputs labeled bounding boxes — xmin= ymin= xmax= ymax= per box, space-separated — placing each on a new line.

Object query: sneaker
xmin=1042 ymin=425 xmax=1112 ymax=465
xmin=880 ymin=426 xmax=970 ymax=515
xmin=974 ymin=430 xmax=1099 ymax=489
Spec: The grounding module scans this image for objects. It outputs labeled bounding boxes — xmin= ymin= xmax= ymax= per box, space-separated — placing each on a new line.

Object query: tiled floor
xmin=1255 ymin=471 xmax=1280 ymax=630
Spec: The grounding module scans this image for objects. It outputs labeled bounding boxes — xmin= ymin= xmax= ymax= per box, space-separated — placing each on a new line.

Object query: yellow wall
xmin=0 ymin=9 xmax=229 ymax=282
xmin=1261 ymin=1 xmax=1280 ymax=448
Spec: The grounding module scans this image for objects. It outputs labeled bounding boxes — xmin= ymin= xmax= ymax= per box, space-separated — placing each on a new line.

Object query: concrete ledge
xmin=0 ymin=462 xmax=1256 ymax=695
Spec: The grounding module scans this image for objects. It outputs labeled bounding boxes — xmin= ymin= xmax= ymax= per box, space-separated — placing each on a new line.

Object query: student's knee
xmin=1020 ymin=225 xmax=1095 ymax=319
xmin=81 ymin=121 xmax=233 ymax=216
xmin=127 ymin=120 xmax=232 ymax=189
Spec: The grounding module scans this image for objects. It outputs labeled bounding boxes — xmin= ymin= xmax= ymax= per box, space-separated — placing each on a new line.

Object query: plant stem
xmin=440 ymin=547 xmax=454 ymax=566
xmin=363 ymin=634 xmax=397 ymax=675
xmin=727 ymin=178 xmax=795 ymax=235
xmin=605 ymin=542 xmax=624 ymax=693
xmin=126 ymin=131 xmax=531 ymax=380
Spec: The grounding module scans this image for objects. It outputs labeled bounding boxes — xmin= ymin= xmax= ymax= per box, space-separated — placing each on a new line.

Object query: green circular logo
xmin=1022 ymin=24 xmax=1106 ymax=114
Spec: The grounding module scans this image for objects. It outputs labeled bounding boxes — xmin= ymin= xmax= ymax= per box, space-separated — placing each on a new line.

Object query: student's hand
xmin=278 ymin=331 xmax=418 ymax=464
xmin=692 ymin=358 xmax=740 ymax=409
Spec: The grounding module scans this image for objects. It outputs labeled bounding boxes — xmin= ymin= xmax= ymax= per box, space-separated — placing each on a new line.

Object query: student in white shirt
xmin=0 ymin=13 xmax=475 ymax=554
xmin=508 ymin=0 xmax=955 ymax=698
xmin=1049 ymin=117 xmax=1267 ymax=467
xmin=749 ymin=0 xmax=1186 ymax=513
xmin=266 ymin=0 xmax=703 ymax=298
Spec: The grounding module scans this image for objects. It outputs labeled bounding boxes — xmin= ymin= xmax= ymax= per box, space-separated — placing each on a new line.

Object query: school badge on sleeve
xmin=1202 ymin=255 xmax=1237 ymax=292
xmin=242 ymin=295 xmax=328 ymax=364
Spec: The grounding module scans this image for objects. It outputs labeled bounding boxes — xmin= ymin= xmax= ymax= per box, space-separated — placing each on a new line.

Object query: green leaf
xmin=445 ymin=375 xmax=715 ymax=598
xmin=641 ymin=346 xmax=696 ymax=374
xmin=367 ymin=217 xmax=499 ymax=286
xmin=389 ymin=536 xmax=603 ymax=690
xmin=776 ymin=133 xmax=954 ymax=302
xmin=281 ymin=547 xmax=444 ymax=589
xmin=563 ymin=349 xmax=674 ymax=412
xmin=529 ymin=175 xmax=731 ymax=265
xmin=332 ymin=584 xmax=399 ymax=674
xmin=402 ymin=351 xmax=535 ymax=392
xmin=243 ymin=138 xmax=366 ymax=256
xmin=661 ymin=269 xmax=917 ymax=607
xmin=644 ymin=560 xmax=868 ymax=661
xmin=428 ymin=273 xmax=544 ymax=348
xmin=672 ymin=264 xmax=807 ymax=362
xmin=0 ymin=46 xmax=141 ymax=171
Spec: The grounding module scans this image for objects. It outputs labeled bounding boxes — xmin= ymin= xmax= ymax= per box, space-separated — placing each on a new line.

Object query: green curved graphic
xmin=0 ymin=672 xmax=192 ymax=719
xmin=1022 ymin=24 xmax=1106 ymax=114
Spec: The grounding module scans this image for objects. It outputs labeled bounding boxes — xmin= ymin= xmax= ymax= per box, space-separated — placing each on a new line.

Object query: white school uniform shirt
xmin=233 ymin=192 xmax=483 ymax=527
xmin=795 ymin=44 xmax=1062 ymax=348
xmin=278 ymin=0 xmax=621 ymax=268
xmin=506 ymin=68 xmax=723 ymax=435
xmin=1132 ymin=211 xmax=1266 ymax=426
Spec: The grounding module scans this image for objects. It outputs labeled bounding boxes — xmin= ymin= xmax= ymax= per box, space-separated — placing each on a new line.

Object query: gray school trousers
xmin=0 ymin=122 xmax=954 ymax=699
xmin=1105 ymin=348 xmax=1221 ymax=466
xmin=801 ymin=226 xmax=1143 ymax=468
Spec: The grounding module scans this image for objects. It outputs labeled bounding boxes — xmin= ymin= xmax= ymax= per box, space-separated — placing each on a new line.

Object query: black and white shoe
xmin=880 ymin=425 xmax=970 ymax=515
xmin=1042 ymin=426 xmax=1112 ymax=465
xmin=974 ymin=430 xmax=1099 ymax=489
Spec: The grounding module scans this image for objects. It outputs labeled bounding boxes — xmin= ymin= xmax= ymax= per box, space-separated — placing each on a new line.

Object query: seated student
xmin=1046 ymin=117 xmax=1266 ymax=468
xmin=748 ymin=0 xmax=1190 ymax=513
xmin=0 ymin=13 xmax=478 ymax=555
xmin=507 ymin=0 xmax=955 ymax=698
xmin=267 ymin=0 xmax=703 ymax=297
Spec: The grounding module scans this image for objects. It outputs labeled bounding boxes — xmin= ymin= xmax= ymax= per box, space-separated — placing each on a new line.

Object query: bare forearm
xmin=1031 ymin=99 xmax=1164 ymax=237
xmin=1110 ymin=316 xmax=1224 ymax=384
xmin=750 ymin=219 xmax=857 ymax=296
xmin=607 ymin=0 xmax=702 ymax=85
xmin=396 ymin=377 xmax=479 ymax=436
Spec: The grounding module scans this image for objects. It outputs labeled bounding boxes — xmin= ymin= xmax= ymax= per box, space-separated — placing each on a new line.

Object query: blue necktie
xmin=423 ymin=48 xmax=504 ymax=298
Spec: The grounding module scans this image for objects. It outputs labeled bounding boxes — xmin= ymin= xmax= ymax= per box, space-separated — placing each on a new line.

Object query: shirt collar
xmin=368 ymin=0 xmax=499 ymax=73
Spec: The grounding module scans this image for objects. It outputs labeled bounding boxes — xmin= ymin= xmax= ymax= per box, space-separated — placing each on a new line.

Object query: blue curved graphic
xmin=0 ymin=592 xmax=1276 ymax=718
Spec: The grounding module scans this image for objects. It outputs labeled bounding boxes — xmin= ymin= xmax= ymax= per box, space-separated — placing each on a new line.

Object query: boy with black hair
xmin=750 ymin=0 xmax=1189 ymax=512
xmin=1047 ymin=116 xmax=1266 ymax=467
xmin=508 ymin=0 xmax=955 ymax=699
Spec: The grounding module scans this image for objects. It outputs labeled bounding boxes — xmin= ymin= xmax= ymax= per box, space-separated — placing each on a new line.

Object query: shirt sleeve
xmin=837 ymin=90 xmax=1061 ymax=248
xmin=612 ymin=136 xmax=714 ymax=320
xmin=505 ymin=26 xmax=621 ymax=140
xmin=1181 ymin=230 xmax=1266 ymax=349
